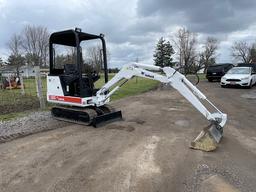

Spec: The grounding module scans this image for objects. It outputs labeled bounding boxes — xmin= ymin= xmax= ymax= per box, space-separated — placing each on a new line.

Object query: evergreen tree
xmin=153 ymin=37 xmax=174 ymax=67
xmin=0 ymin=57 xmax=3 ymax=66
xmin=250 ymin=44 xmax=256 ymax=63
xmin=7 ymin=54 xmax=26 ymax=75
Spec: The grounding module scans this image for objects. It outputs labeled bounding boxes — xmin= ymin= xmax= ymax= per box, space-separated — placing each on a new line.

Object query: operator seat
xmin=59 ymin=64 xmax=80 ymax=96
xmin=61 ymin=64 xmax=100 ymax=97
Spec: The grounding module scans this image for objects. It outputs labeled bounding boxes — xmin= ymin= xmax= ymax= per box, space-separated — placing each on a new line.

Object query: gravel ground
xmin=0 ymin=111 xmax=69 ymax=139
xmin=241 ymin=89 xmax=256 ymax=99
xmin=0 ymin=81 xmax=256 ymax=192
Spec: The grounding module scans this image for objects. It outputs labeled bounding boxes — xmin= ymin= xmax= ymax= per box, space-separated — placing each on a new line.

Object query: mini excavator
xmin=47 ymin=28 xmax=227 ymax=151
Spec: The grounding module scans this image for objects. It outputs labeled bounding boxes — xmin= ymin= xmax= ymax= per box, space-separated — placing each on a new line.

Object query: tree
xmin=0 ymin=57 xmax=4 ymax=67
xmin=200 ymin=37 xmax=219 ymax=72
xmin=7 ymin=34 xmax=23 ymax=56
xmin=231 ymin=41 xmax=253 ymax=63
xmin=24 ymin=53 xmax=40 ymax=66
xmin=198 ymin=54 xmax=215 ymax=71
xmin=249 ymin=43 xmax=256 ymax=63
xmin=84 ymin=44 xmax=107 ymax=73
xmin=172 ymin=27 xmax=198 ymax=74
xmin=7 ymin=54 xmax=25 ymax=75
xmin=7 ymin=33 xmax=24 ymax=73
xmin=153 ymin=37 xmax=174 ymax=67
xmin=21 ymin=25 xmax=49 ymax=67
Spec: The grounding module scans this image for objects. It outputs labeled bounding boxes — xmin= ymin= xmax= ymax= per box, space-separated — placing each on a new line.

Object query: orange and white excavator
xmin=47 ymin=28 xmax=227 ymax=151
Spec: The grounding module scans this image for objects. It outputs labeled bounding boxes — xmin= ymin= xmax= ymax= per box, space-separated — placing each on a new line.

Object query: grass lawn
xmin=197 ymin=73 xmax=207 ymax=81
xmin=0 ymin=78 xmax=45 ymax=105
xmin=95 ymin=74 xmax=159 ymax=100
xmin=0 ymin=74 xmax=159 ymax=121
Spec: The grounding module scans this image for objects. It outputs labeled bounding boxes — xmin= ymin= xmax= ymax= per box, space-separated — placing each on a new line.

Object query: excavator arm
xmin=96 ymin=63 xmax=227 ymax=151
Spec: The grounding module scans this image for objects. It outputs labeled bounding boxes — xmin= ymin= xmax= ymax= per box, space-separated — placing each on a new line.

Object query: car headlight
xmin=241 ymin=77 xmax=249 ymax=80
xmin=221 ymin=77 xmax=227 ymax=80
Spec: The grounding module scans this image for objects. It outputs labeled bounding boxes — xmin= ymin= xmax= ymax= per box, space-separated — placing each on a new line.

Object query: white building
xmin=0 ymin=65 xmax=44 ymax=77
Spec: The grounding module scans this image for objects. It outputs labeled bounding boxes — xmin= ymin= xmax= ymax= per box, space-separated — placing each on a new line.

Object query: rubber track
xmin=51 ymin=107 xmax=98 ymax=126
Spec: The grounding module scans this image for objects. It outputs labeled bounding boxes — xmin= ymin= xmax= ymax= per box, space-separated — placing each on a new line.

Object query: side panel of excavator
xmin=47 ymin=76 xmax=95 ymax=107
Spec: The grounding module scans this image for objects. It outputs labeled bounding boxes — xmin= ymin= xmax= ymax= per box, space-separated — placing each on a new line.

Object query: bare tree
xmin=172 ymin=27 xmax=198 ymax=74
xmin=7 ymin=34 xmax=24 ymax=74
xmin=65 ymin=47 xmax=76 ymax=64
xmin=231 ymin=41 xmax=252 ymax=63
xmin=7 ymin=34 xmax=22 ymax=56
xmin=22 ymin=25 xmax=49 ymax=67
xmin=85 ymin=45 xmax=103 ymax=73
xmin=83 ymin=44 xmax=111 ymax=73
xmin=200 ymin=37 xmax=219 ymax=72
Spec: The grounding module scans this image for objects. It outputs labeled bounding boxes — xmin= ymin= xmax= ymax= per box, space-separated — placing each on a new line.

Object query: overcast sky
xmin=1 ymin=0 xmax=256 ymax=67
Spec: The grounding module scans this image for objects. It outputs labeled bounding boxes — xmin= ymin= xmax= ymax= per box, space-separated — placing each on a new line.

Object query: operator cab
xmin=49 ymin=28 xmax=108 ymax=97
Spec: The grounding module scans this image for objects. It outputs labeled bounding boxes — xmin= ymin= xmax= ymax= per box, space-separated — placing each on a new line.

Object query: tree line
xmin=5 ymin=25 xmax=49 ymax=72
xmin=1 ymin=25 xmax=113 ymax=74
xmin=153 ymin=27 xmax=256 ymax=73
xmin=1 ymin=25 xmax=256 ymax=74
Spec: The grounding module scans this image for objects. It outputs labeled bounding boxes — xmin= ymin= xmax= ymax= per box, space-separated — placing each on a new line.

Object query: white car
xmin=220 ymin=67 xmax=256 ymax=88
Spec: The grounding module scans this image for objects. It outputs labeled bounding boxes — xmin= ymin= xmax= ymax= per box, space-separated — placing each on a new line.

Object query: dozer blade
xmin=190 ymin=123 xmax=223 ymax=152
xmin=92 ymin=110 xmax=122 ymax=128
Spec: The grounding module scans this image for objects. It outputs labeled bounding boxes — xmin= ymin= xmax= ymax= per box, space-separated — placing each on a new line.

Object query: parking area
xmin=0 ymin=80 xmax=256 ymax=192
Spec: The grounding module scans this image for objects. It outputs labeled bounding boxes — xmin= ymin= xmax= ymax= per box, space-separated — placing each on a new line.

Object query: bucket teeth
xmin=190 ymin=123 xmax=223 ymax=152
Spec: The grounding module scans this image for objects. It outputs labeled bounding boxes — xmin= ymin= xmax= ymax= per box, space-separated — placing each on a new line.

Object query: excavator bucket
xmin=190 ymin=123 xmax=223 ymax=152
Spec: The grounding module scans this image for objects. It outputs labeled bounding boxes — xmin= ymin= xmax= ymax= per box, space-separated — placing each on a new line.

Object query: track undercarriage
xmin=51 ymin=105 xmax=122 ymax=127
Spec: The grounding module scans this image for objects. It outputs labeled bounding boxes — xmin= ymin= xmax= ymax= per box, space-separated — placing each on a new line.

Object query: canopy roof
xmin=50 ymin=29 xmax=101 ymax=46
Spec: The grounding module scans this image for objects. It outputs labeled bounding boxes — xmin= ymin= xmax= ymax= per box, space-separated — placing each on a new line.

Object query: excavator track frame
xmin=51 ymin=105 xmax=122 ymax=127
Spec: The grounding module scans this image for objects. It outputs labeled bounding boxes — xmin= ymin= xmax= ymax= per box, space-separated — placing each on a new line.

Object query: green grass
xmin=0 ymin=77 xmax=47 ymax=105
xmin=197 ymin=73 xmax=207 ymax=81
xmin=0 ymin=74 xmax=159 ymax=121
xmin=111 ymin=78 xmax=159 ymax=100
xmin=95 ymin=74 xmax=159 ymax=100
xmin=184 ymin=73 xmax=207 ymax=84
xmin=0 ymin=111 xmax=29 ymax=121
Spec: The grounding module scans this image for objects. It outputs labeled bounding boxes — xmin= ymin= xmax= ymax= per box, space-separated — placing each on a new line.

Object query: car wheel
xmin=221 ymin=85 xmax=226 ymax=88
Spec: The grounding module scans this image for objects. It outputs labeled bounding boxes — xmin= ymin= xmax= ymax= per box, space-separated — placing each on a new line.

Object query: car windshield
xmin=227 ymin=67 xmax=250 ymax=74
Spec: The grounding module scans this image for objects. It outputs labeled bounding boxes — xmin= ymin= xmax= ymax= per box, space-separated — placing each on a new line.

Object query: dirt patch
xmin=174 ymin=119 xmax=190 ymax=127
xmin=127 ymin=118 xmax=145 ymax=125
xmin=0 ymin=82 xmax=256 ymax=192
xmin=105 ymin=122 xmax=135 ymax=132
xmin=241 ymin=90 xmax=256 ymax=99
xmin=200 ymin=175 xmax=239 ymax=192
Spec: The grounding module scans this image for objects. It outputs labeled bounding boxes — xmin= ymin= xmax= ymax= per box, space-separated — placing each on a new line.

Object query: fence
xmin=0 ymin=67 xmax=46 ymax=115
xmin=0 ymin=69 xmax=160 ymax=117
